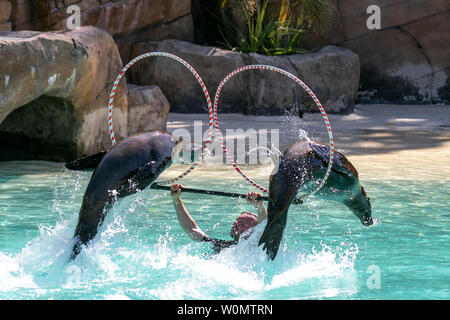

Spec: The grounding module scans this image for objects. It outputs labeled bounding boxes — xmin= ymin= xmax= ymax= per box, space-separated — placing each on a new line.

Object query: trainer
xmin=170 ymin=183 xmax=267 ymax=252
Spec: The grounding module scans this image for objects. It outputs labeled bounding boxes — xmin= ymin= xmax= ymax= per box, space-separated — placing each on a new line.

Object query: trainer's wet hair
xmin=230 ymin=212 xmax=258 ymax=240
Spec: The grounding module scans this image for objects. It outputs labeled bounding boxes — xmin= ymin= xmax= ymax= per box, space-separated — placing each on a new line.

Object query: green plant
xmin=219 ymin=0 xmax=331 ymax=56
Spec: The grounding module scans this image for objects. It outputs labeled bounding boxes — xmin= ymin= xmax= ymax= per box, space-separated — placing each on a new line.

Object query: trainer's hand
xmin=246 ymin=191 xmax=264 ymax=207
xmin=170 ymin=183 xmax=183 ymax=200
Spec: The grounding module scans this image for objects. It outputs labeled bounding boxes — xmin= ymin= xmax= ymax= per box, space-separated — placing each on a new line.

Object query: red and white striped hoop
xmin=106 ymin=52 xmax=214 ymax=184
xmin=108 ymin=55 xmax=334 ymax=200
xmin=213 ymin=65 xmax=335 ymax=199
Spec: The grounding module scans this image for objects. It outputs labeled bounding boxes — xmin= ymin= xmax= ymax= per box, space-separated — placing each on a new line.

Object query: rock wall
xmin=297 ymin=0 xmax=450 ymax=104
xmin=0 ymin=96 xmax=80 ymax=161
xmin=0 ymin=26 xmax=128 ymax=161
xmin=130 ymin=39 xmax=359 ymax=115
xmin=127 ymin=84 xmax=170 ymax=136
xmin=192 ymin=0 xmax=449 ymax=105
xmin=8 ymin=0 xmax=194 ymax=62
xmin=0 ymin=1 xmax=11 ymax=31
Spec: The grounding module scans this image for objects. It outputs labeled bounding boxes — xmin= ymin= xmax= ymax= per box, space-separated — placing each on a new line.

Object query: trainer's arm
xmin=170 ymin=184 xmax=206 ymax=241
xmin=246 ymin=191 xmax=268 ymax=223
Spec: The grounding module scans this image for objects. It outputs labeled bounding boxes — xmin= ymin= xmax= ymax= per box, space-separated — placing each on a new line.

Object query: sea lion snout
xmin=171 ymin=139 xmax=203 ymax=164
xmin=362 ymin=216 xmax=374 ymax=226
xmin=344 ymin=188 xmax=373 ymax=227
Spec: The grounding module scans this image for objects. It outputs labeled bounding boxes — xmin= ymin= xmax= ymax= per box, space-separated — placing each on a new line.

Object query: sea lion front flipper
xmin=133 ymin=161 xmax=165 ymax=180
xmin=308 ymin=142 xmax=356 ymax=178
xmin=65 ymin=151 xmax=109 ymax=171
xmin=119 ymin=158 xmax=171 ymax=195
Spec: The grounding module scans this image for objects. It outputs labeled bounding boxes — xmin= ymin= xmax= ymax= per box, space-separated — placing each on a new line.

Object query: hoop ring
xmin=107 ymin=52 xmax=214 ymax=184
xmin=213 ymin=65 xmax=335 ymax=199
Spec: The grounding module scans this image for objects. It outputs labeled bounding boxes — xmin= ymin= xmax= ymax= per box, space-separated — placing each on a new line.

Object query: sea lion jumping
xmin=259 ymin=140 xmax=373 ymax=260
xmin=67 ymin=131 xmax=191 ymax=259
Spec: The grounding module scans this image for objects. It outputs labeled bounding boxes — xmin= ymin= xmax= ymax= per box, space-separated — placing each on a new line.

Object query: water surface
xmin=0 ymin=160 xmax=448 ymax=299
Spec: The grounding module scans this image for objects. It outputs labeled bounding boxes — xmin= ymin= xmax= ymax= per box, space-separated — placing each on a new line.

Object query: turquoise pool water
xmin=0 ymin=161 xmax=448 ymax=299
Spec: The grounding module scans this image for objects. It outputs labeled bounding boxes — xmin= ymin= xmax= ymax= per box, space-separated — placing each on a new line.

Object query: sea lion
xmin=67 ymin=131 xmax=188 ymax=259
xmin=259 ymin=140 xmax=373 ymax=260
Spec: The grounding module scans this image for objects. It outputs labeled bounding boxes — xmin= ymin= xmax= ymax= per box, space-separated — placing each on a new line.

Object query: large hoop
xmin=213 ymin=65 xmax=335 ymax=199
xmin=107 ymin=52 xmax=214 ymax=184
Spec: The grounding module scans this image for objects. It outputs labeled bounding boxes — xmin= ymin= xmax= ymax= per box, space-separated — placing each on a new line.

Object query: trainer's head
xmin=230 ymin=212 xmax=259 ymax=241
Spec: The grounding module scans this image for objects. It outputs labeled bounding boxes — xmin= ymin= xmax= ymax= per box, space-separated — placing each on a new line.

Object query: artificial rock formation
xmin=297 ymin=0 xmax=450 ymax=104
xmin=127 ymin=84 xmax=170 ymax=136
xmin=8 ymin=0 xmax=194 ymax=63
xmin=130 ymin=39 xmax=359 ymax=115
xmin=0 ymin=1 xmax=11 ymax=31
xmin=131 ymin=39 xmax=247 ymax=114
xmin=0 ymin=26 xmax=128 ymax=161
xmin=198 ymin=0 xmax=450 ymax=104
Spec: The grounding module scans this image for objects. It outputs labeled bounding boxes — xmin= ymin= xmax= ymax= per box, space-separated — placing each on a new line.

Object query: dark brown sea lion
xmin=67 ymin=131 xmax=185 ymax=260
xmin=259 ymin=140 xmax=373 ymax=260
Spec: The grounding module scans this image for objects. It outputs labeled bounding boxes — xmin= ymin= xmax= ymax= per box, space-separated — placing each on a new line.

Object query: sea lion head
xmin=344 ymin=184 xmax=373 ymax=226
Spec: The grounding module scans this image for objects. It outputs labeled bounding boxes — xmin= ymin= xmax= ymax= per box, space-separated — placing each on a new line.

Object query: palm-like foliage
xmin=296 ymin=0 xmax=332 ymax=34
xmin=219 ymin=0 xmax=331 ymax=55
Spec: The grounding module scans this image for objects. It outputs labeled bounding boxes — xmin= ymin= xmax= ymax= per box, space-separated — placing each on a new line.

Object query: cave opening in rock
xmin=0 ymin=96 xmax=80 ymax=162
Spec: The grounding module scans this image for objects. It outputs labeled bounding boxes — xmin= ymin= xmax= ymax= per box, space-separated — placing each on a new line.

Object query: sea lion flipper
xmin=135 ymin=160 xmax=166 ymax=180
xmin=65 ymin=151 xmax=109 ymax=171
xmin=308 ymin=142 xmax=354 ymax=178
xmin=308 ymin=142 xmax=337 ymax=166
xmin=121 ymin=159 xmax=170 ymax=193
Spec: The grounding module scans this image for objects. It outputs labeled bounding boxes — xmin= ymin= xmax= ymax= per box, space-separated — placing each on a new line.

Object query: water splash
xmin=0 ymin=163 xmax=361 ymax=299
xmin=280 ymin=104 xmax=312 ymax=143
